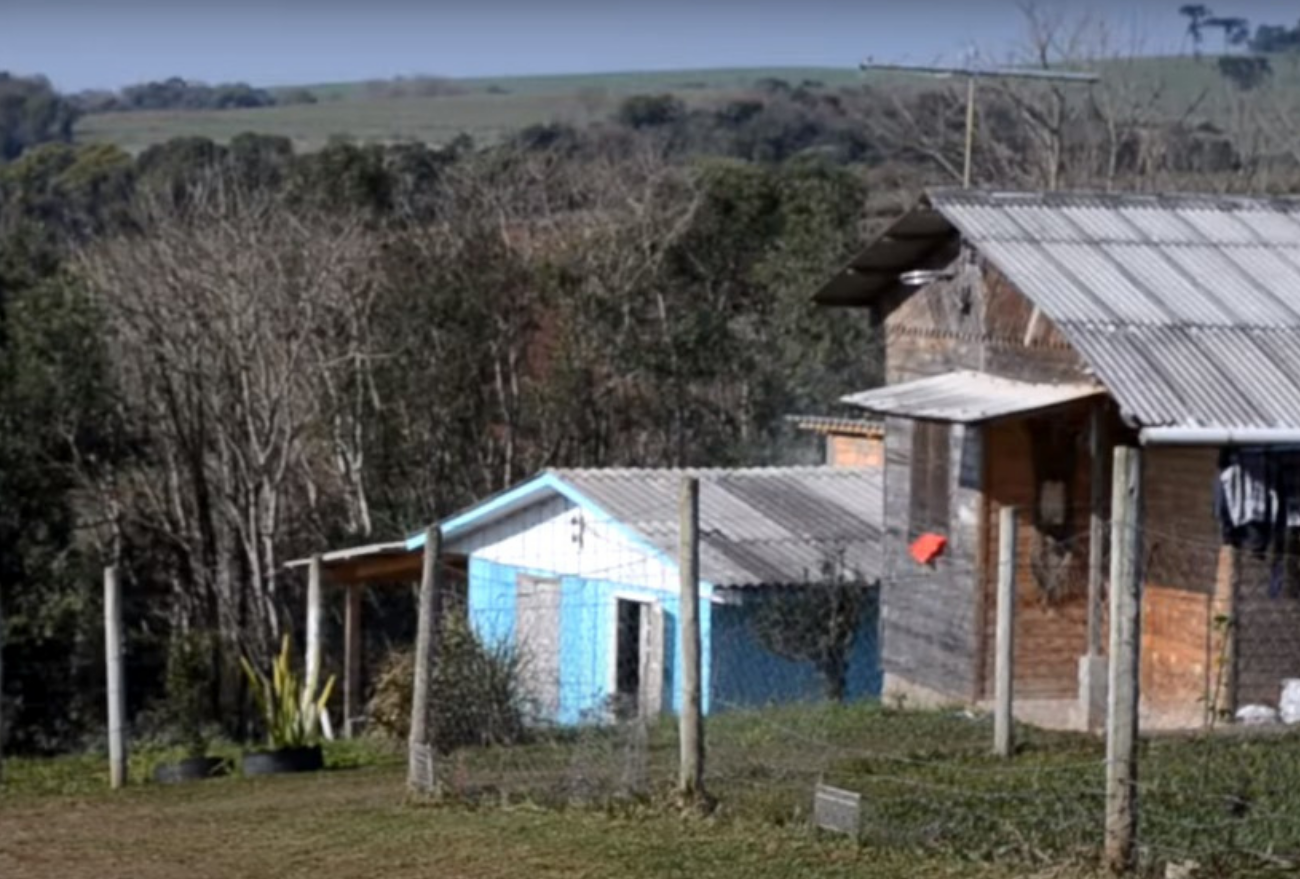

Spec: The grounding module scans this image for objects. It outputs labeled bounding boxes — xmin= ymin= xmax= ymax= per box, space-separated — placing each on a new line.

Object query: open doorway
xmin=612 ymin=596 xmax=665 ymax=721
xmin=614 ymin=599 xmax=642 ymax=719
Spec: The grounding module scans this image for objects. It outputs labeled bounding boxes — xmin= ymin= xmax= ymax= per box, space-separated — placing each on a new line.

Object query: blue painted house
xmin=407 ymin=467 xmax=884 ymax=725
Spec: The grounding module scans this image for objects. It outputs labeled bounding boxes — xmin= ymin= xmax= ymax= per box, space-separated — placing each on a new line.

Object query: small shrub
xmin=367 ymin=614 xmax=527 ymax=753
xmin=166 ymin=630 xmax=216 ymax=757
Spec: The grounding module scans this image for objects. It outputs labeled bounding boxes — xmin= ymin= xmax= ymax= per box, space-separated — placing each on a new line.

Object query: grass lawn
xmin=3 ymin=706 xmax=1299 ymax=877
xmin=0 ymin=756 xmax=1086 ymax=879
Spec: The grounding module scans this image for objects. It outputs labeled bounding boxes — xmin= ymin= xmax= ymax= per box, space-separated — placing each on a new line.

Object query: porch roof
xmin=841 ymin=370 xmax=1105 ymax=423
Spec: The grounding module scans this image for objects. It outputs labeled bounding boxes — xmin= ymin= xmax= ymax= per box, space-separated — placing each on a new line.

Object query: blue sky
xmin=2 ymin=1 xmax=1291 ymax=91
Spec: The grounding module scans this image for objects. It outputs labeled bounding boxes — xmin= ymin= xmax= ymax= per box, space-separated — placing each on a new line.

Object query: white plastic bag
xmin=1236 ymin=704 xmax=1279 ymax=726
xmin=1281 ymin=679 xmax=1300 ymax=725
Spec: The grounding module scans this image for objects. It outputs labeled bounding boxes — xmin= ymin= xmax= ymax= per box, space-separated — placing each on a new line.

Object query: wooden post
xmin=1087 ymin=408 xmax=1107 ymax=655
xmin=344 ymin=585 xmax=363 ymax=739
xmin=408 ymin=527 xmax=442 ymax=794
xmin=304 ymin=554 xmax=323 ymax=709
xmin=678 ymin=476 xmax=705 ymax=802
xmin=0 ymin=574 xmax=5 ymax=787
xmin=994 ymin=505 xmax=1017 ymax=758
xmin=1079 ymin=407 xmax=1110 ymax=733
xmin=1105 ymin=446 xmax=1142 ymax=875
xmin=104 ymin=566 xmax=128 ymax=790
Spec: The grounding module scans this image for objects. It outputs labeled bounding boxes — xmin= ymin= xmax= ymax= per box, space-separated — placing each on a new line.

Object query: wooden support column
xmin=408 ymin=527 xmax=442 ymax=794
xmin=344 ymin=585 xmax=363 ymax=739
xmin=1080 ymin=406 xmax=1110 ymax=733
xmin=0 ymin=573 xmax=6 ymax=787
xmin=1087 ymin=407 xmax=1108 ymax=654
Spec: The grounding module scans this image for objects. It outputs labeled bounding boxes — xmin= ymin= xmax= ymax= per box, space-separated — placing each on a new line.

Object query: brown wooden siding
xmin=879 ymin=417 xmax=981 ymax=698
xmin=882 ymin=260 xmax=1090 ymax=386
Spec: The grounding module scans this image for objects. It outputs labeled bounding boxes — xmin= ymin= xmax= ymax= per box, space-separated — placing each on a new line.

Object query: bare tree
xmin=78 ymin=174 xmax=383 ymax=666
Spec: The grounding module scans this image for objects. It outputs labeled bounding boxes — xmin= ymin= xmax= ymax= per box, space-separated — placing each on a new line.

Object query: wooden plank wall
xmin=880 ymin=417 xmax=982 ymax=698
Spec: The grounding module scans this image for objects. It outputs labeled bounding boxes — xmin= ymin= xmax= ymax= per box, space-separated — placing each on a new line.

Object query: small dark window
xmin=910 ymin=420 xmax=951 ymax=538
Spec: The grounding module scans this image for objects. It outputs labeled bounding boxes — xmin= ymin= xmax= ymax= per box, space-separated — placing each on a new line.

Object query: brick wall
xmin=827 ymin=435 xmax=883 ymax=468
xmin=983 ymin=408 xmax=1094 ymax=700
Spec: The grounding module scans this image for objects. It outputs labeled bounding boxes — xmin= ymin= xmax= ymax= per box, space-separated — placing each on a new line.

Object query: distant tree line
xmin=70 ymin=76 xmax=281 ymax=114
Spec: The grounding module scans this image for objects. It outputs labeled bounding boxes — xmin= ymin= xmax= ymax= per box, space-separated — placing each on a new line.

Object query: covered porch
xmin=285 ymin=539 xmax=466 ymax=737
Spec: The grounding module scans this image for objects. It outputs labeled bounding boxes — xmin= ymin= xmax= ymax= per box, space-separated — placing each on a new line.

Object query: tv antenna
xmin=859 ymin=59 xmax=1099 ymax=189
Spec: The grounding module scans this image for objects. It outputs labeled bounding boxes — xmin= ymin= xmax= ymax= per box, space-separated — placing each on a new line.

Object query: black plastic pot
xmin=153 ymin=755 xmax=231 ymax=784
xmin=242 ymin=744 xmax=324 ymax=777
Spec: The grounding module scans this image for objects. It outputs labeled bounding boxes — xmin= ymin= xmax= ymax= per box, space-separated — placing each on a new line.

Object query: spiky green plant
xmin=240 ymin=634 xmax=336 ymax=750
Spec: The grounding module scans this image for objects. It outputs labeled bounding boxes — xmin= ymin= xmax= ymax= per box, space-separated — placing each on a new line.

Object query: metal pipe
xmin=1140 ymin=426 xmax=1300 ymax=446
xmin=859 ymin=61 xmax=1099 ymax=83
xmin=962 ymin=75 xmax=976 ymax=189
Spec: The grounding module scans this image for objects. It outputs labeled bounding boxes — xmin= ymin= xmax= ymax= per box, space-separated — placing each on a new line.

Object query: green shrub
xmin=368 ymin=614 xmax=527 ymax=753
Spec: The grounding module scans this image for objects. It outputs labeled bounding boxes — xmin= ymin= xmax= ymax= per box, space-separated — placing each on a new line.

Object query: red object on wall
xmin=910 ymin=533 xmax=948 ymax=565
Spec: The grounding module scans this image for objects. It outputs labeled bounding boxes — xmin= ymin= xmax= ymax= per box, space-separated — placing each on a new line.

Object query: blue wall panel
xmin=709 ymin=589 xmax=880 ymax=710
xmin=467 ymin=556 xmax=723 ymax=723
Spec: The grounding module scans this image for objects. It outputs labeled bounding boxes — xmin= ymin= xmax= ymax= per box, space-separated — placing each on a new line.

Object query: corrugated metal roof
xmin=841 ymin=370 xmax=1103 ymax=422
xmin=785 ymin=414 xmax=885 ymax=438
xmin=821 ymin=189 xmax=1300 ymax=431
xmin=549 ymin=467 xmax=882 ymax=589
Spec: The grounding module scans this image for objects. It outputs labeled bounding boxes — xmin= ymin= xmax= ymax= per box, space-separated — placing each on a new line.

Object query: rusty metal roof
xmin=785 ymin=414 xmax=886 ymax=438
xmin=820 ymin=189 xmax=1300 ymax=431
xmin=841 ymin=370 xmax=1103 ymax=423
xmin=553 ymin=468 xmax=882 ymax=589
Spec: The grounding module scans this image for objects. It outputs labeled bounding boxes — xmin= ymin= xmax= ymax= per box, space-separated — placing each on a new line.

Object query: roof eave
xmin=812 ymin=200 xmax=960 ymax=309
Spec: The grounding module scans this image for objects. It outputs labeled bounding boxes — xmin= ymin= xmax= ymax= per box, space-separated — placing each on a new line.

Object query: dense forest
xmin=7 ymin=4 xmax=1300 ymax=752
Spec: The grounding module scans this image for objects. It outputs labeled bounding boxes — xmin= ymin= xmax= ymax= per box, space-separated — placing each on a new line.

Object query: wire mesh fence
xmin=5 ymin=482 xmax=1300 ymax=877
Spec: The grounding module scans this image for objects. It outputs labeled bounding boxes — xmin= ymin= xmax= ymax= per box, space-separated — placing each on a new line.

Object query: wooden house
xmin=296 ymin=467 xmax=884 ymax=731
xmin=814 ymin=189 xmax=1300 ymax=730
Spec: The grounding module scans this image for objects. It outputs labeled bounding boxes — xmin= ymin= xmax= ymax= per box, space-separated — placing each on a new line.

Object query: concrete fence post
xmin=994 ymin=505 xmax=1018 ymax=758
xmin=104 ymin=566 xmax=127 ymax=790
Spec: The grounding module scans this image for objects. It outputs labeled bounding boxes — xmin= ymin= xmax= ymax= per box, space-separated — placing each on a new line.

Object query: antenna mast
xmin=859 ymin=61 xmax=1099 ymax=189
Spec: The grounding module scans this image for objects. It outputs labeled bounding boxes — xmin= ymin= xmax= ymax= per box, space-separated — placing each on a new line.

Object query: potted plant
xmin=240 ymin=633 xmax=335 ymax=776
xmin=153 ymin=631 xmax=231 ymax=783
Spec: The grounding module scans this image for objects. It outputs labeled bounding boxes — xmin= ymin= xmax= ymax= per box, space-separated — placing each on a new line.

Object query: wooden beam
xmin=408 ymin=527 xmax=443 ymax=794
xmin=344 ymin=585 xmax=363 ymax=739
xmin=327 ymin=552 xmax=424 ymax=586
xmin=1087 ymin=406 xmax=1108 ymax=655
xmin=1023 ymin=306 xmax=1044 ymax=347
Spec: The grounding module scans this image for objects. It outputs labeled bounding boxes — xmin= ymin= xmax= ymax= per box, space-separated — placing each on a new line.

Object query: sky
xmin=1 ymin=0 xmax=1292 ymax=92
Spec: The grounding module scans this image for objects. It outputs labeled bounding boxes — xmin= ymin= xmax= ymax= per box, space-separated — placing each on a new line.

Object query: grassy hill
xmin=75 ymin=66 xmax=858 ymax=154
xmin=73 ymin=57 xmax=1300 ymax=155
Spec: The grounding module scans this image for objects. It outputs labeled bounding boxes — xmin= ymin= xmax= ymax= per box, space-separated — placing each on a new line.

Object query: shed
xmin=814 ymin=189 xmax=1300 ymax=731
xmin=294 ymin=467 xmax=884 ymax=731
xmin=420 ymin=467 xmax=884 ymax=724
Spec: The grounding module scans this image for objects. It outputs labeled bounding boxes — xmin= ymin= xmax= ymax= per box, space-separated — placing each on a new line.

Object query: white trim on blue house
xmin=405 ymin=471 xmax=716 ymax=595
